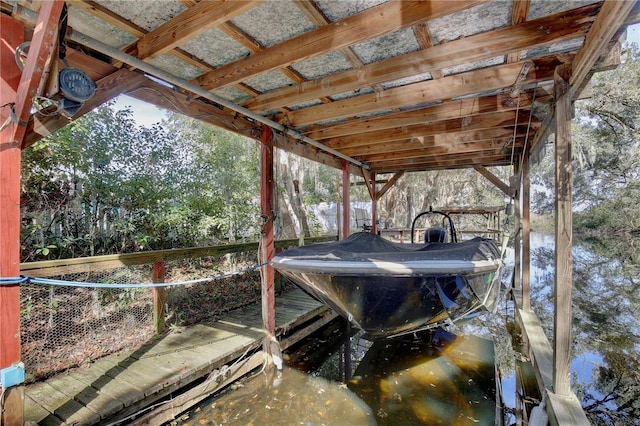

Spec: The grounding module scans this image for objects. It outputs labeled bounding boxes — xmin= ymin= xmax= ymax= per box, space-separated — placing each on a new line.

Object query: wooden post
xmin=1 ymin=4 xmax=63 ymax=423
xmin=370 ymin=172 xmax=377 ymax=234
xmin=0 ymin=16 xmax=25 ymax=424
xmin=513 ymin=163 xmax=522 ymax=294
xmin=260 ymin=125 xmax=276 ymax=338
xmin=522 ymin=153 xmax=531 ymax=311
xmin=553 ymin=64 xmax=573 ymax=397
xmin=152 ymin=262 xmax=166 ymax=334
xmin=341 ymin=161 xmax=350 ymax=239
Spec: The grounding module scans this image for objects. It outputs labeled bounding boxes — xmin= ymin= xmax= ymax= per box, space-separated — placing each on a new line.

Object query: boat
xmin=271 ymin=210 xmax=504 ymax=339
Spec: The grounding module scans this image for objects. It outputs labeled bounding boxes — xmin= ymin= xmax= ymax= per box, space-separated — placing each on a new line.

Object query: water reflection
xmin=347 ymin=330 xmax=497 ymax=425
xmin=180 ymin=326 xmax=501 ymax=426
xmin=528 ymin=234 xmax=640 ymax=424
xmin=181 ymin=366 xmax=375 ymax=425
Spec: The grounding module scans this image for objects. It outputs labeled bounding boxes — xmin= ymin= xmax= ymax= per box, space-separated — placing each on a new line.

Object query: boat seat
xmin=425 ymin=227 xmax=447 ymax=243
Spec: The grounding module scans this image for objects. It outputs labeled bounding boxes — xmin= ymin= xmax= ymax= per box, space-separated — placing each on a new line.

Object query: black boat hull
xmin=271 ymin=233 xmax=503 ymax=338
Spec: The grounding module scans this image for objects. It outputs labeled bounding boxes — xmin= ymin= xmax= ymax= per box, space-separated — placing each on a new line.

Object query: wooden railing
xmin=20 ymin=236 xmax=336 ymax=277
xmin=20 ymin=235 xmax=336 ymax=333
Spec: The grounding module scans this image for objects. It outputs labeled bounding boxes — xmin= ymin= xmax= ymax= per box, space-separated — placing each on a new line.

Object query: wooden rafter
xmin=337 ymin=128 xmax=532 ymax=157
xmin=192 ymin=0 xmax=488 ymax=90
xmin=304 ymin=92 xmax=540 ymax=141
xmin=279 ymin=56 xmax=562 ymax=128
xmin=344 ymin=137 xmax=526 ymax=161
xmin=570 ymin=0 xmax=636 ymax=95
xmin=506 ymin=0 xmax=531 ymax=63
xmin=73 ymin=0 xmax=211 ymax=73
xmin=23 ymin=68 xmax=148 ymax=148
xmin=324 ymin=111 xmax=538 ymax=148
xmin=133 ymin=1 xmax=262 ymax=59
xmin=246 ymin=3 xmax=598 ymax=113
xmin=371 ymin=155 xmax=514 ymax=173
xmin=361 ymin=146 xmax=519 ymax=166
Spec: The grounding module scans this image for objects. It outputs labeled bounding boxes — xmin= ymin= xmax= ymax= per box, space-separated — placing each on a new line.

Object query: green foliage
xmin=21 ymin=102 xmax=261 ymax=260
xmin=531 ymin=45 xmax=640 ymax=235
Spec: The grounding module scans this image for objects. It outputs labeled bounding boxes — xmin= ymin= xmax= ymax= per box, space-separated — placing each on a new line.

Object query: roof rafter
xmin=247 ymin=3 xmax=598 ymax=113
xmin=324 ymin=111 xmax=539 ymax=148
xmin=370 ymin=153 xmax=515 ymax=173
xmin=280 ymin=55 xmax=564 ymax=127
xmin=192 ymin=0 xmax=489 ymax=90
xmin=132 ymin=0 xmax=263 ymax=59
xmin=304 ymin=92 xmax=543 ymax=141
xmin=340 ymin=128 xmax=531 ymax=157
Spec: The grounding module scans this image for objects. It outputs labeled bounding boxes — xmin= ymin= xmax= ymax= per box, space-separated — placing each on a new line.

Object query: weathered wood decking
xmin=24 ymin=289 xmax=332 ymax=425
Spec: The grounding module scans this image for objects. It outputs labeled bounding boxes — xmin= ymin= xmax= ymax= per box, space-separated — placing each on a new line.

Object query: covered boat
xmin=271 ymin=231 xmax=504 ymax=339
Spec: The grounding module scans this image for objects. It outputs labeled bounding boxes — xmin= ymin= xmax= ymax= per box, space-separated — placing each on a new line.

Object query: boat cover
xmin=272 ymin=232 xmax=501 ymax=275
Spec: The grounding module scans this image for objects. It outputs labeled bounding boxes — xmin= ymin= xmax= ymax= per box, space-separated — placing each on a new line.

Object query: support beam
xmin=23 ymin=69 xmax=148 ymax=149
xmin=10 ymin=0 xmax=64 ymax=148
xmin=522 ymin=153 xmax=531 ymax=311
xmin=260 ymin=126 xmax=276 ymax=341
xmin=371 ymin=172 xmax=377 ymax=234
xmin=570 ymin=0 xmax=636 ymax=96
xmin=360 ymin=169 xmax=377 ymax=233
xmin=0 ymin=14 xmax=26 ymax=426
xmin=2 ymin=5 xmax=63 ymax=423
xmin=513 ymin=162 xmax=522 ymax=294
xmin=377 ymin=171 xmax=405 ymax=199
xmin=152 ymin=262 xmax=166 ymax=334
xmin=473 ymin=165 xmax=513 ymax=196
xmin=553 ymin=64 xmax=573 ymax=397
xmin=341 ymin=161 xmax=350 ymax=239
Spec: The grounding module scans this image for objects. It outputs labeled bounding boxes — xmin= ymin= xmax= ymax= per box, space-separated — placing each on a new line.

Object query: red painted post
xmin=0 ymin=12 xmax=25 ymax=373
xmin=341 ymin=161 xmax=350 ymax=239
xmin=1 ymin=3 xmax=63 ymax=422
xmin=370 ymin=172 xmax=377 ymax=234
xmin=260 ymin=125 xmax=275 ymax=337
xmin=152 ymin=262 xmax=166 ymax=334
xmin=1 ymin=16 xmax=26 ymax=425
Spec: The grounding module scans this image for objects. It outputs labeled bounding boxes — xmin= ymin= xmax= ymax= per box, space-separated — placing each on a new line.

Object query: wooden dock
xmin=24 ymin=289 xmax=335 ymax=425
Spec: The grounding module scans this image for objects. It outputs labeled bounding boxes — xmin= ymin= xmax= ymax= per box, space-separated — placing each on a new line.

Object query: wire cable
xmin=0 ymin=263 xmax=268 ymax=289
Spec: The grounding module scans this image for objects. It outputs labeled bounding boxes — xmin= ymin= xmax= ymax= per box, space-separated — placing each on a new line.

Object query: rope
xmin=0 ymin=262 xmax=268 ymax=289
xmin=509 ymin=95 xmax=520 ymax=170
xmin=518 ymin=83 xmax=538 ymax=178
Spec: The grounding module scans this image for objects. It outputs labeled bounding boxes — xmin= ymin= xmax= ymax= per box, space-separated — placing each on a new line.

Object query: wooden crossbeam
xmin=339 ymin=128 xmax=530 ymax=157
xmin=304 ymin=92 xmax=539 ymax=141
xmin=192 ymin=0 xmax=488 ymax=90
xmin=247 ymin=3 xmax=598 ymax=113
xmin=133 ymin=1 xmax=262 ymax=59
xmin=280 ymin=56 xmax=560 ymax=128
xmin=474 ymin=165 xmax=512 ymax=196
xmin=570 ymin=0 xmax=636 ymax=94
xmin=325 ymin=111 xmax=538 ymax=148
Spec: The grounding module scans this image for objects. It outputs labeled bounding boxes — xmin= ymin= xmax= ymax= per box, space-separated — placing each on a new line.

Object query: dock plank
xmin=25 ymin=288 xmax=328 ymax=425
xmin=24 ymin=394 xmax=58 ymax=425
xmin=517 ymin=308 xmax=554 ymax=391
xmin=26 ymin=382 xmax=101 ymax=425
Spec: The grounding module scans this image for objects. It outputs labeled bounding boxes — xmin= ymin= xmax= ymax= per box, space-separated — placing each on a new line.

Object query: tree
xmin=21 ymin=103 xmax=263 ymax=260
xmin=21 ymin=103 xmax=172 ymax=258
xmin=162 ymin=114 xmax=261 ymax=243
xmin=531 ymin=44 xmax=640 ymax=234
